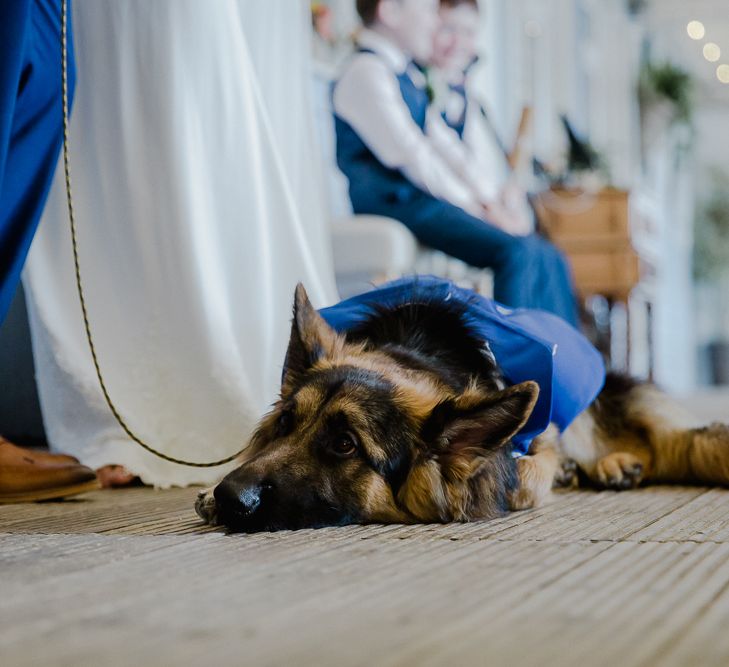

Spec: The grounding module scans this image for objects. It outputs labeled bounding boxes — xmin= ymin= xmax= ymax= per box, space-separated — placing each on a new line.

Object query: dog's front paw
xmin=596 ymin=453 xmax=645 ymax=490
xmin=510 ymin=455 xmax=553 ymax=511
xmin=195 ymin=487 xmax=219 ymax=525
xmin=554 ymin=458 xmax=578 ymax=488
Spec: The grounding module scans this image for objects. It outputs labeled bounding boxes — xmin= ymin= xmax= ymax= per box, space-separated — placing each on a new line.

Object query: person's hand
xmin=499 ymin=182 xmax=535 ymax=236
xmin=500 ymin=181 xmax=526 ymax=211
xmin=481 ymin=201 xmax=532 ymax=237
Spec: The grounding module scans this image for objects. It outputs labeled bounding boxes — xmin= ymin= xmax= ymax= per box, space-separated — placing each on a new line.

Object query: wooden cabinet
xmin=536 ymin=188 xmax=640 ymax=301
xmin=535 ymin=188 xmax=653 ymax=375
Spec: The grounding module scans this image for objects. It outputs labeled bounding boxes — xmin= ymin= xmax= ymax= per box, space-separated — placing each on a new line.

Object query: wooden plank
xmin=1 ymin=486 xmax=708 ymax=542
xmin=628 ymin=488 xmax=729 ymax=543
xmin=0 ymin=487 xmax=201 ymax=534
xmin=390 ymin=542 xmax=729 ymax=667
xmin=0 ymin=533 xmax=609 ymax=667
xmin=2 ymin=487 xmax=729 ymax=666
xmin=656 ymin=579 xmax=729 ymax=667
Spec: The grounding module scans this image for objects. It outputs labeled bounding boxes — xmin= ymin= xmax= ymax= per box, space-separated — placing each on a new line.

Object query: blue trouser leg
xmin=528 ymin=236 xmax=578 ymax=326
xmin=0 ymin=0 xmax=75 ymax=325
xmin=352 ymin=190 xmax=578 ymax=325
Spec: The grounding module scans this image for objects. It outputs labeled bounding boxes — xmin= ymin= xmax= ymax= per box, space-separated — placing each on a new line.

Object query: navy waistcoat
xmin=334 ymin=50 xmax=427 ymax=211
xmin=444 ymin=82 xmax=468 ymax=138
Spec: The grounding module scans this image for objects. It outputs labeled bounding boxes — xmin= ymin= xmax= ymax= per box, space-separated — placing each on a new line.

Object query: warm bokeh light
xmin=717 ymin=64 xmax=729 ymax=84
xmin=704 ymin=43 xmax=721 ymax=62
xmin=687 ymin=20 xmax=706 ymax=40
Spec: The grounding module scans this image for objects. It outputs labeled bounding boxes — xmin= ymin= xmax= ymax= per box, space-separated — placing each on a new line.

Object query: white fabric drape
xmin=23 ymin=0 xmax=338 ymax=487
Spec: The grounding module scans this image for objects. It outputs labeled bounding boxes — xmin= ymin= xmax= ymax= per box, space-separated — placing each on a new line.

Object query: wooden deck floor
xmin=3 ymin=485 xmax=729 ymax=666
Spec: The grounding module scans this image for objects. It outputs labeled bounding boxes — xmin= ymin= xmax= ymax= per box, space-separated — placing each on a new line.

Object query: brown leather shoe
xmin=0 ymin=437 xmax=80 ymax=466
xmin=0 ymin=440 xmax=99 ymax=504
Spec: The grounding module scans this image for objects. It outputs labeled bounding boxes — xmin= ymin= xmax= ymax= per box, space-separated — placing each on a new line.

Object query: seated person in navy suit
xmin=333 ymin=0 xmax=578 ymax=326
xmin=431 ymin=0 xmax=492 ymax=140
xmin=431 ymin=0 xmax=534 ymax=258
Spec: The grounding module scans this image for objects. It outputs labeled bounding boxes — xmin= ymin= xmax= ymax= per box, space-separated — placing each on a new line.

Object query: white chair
xmin=312 ymin=71 xmax=493 ymax=298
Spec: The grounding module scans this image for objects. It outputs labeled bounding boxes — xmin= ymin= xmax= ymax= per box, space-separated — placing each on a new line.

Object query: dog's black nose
xmin=214 ymin=479 xmax=260 ymax=515
xmin=214 ymin=471 xmax=274 ymax=531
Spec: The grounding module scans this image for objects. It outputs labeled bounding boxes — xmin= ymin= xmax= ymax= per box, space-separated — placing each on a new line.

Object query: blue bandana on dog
xmin=318 ymin=276 xmax=606 ymax=456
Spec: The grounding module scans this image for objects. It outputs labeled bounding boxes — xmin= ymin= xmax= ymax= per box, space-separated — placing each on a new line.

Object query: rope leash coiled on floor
xmin=60 ymin=0 xmax=247 ymax=467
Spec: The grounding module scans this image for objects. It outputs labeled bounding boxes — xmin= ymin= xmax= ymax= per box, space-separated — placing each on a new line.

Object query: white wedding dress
xmin=22 ymin=0 xmax=338 ymax=487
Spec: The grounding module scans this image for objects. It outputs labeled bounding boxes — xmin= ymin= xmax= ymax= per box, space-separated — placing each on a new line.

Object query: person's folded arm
xmin=426 ymin=107 xmax=500 ymax=206
xmin=333 ymin=55 xmax=483 ymax=217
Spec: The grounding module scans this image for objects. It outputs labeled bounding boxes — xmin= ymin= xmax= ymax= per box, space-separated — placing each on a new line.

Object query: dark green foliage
xmin=640 ymin=61 xmax=694 ymax=124
xmin=561 ymin=115 xmax=604 ymax=173
xmin=694 ymin=169 xmax=729 ymax=282
xmin=627 ymin=0 xmax=649 ymax=16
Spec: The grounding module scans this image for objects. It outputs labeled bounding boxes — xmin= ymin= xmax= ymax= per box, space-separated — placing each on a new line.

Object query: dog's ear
xmin=400 ymin=382 xmax=540 ymax=522
xmin=282 ymin=283 xmax=342 ymax=390
xmin=422 ymin=381 xmax=540 ymax=454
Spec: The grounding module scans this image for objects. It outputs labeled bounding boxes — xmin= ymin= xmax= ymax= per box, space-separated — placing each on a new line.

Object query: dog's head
xmin=212 ymin=285 xmax=539 ymax=532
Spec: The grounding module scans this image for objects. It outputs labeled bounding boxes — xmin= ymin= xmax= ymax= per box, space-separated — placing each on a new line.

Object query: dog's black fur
xmin=203 ymin=290 xmax=534 ymax=531
xmin=197 ymin=284 xmax=729 ymax=533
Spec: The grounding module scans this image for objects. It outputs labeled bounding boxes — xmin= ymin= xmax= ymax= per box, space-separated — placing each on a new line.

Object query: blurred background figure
xmin=432 ymin=0 xmax=483 ymax=135
xmin=332 ymin=0 xmax=578 ymax=323
xmin=430 ymin=0 xmax=536 ymax=273
xmin=312 ymin=2 xmax=353 ymax=74
xmin=312 ymin=2 xmax=335 ymax=42
xmin=315 ymin=0 xmax=729 ymax=407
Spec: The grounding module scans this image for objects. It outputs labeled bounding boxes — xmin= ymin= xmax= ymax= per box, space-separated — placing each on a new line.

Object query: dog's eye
xmin=277 ymin=410 xmax=294 ymax=436
xmin=331 ymin=433 xmax=358 ymax=458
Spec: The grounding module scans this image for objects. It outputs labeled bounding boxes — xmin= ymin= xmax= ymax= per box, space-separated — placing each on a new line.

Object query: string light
xmin=687 ymin=20 xmax=706 ymax=40
xmin=703 ymin=43 xmax=721 ymax=62
xmin=686 ymin=19 xmax=727 ymax=86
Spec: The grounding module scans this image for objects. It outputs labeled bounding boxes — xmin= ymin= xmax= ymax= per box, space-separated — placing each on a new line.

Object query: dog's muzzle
xmin=213 ymin=469 xmax=275 ymax=532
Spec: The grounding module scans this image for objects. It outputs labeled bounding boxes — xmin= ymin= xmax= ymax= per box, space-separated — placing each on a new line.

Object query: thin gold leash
xmin=60 ymin=0 xmax=246 ymax=467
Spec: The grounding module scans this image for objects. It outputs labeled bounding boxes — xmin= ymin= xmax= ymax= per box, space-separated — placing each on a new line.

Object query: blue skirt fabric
xmin=319 ymin=276 xmax=605 ymax=455
xmin=0 ymin=0 xmax=75 ymax=324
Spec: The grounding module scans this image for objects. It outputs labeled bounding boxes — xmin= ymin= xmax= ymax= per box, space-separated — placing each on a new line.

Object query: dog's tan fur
xmin=196 ymin=285 xmax=729 ymax=531
xmin=518 ymin=381 xmax=729 ymax=506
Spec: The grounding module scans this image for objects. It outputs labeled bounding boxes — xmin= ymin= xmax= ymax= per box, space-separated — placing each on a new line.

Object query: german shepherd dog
xmin=196 ymin=284 xmax=729 ymax=532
